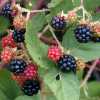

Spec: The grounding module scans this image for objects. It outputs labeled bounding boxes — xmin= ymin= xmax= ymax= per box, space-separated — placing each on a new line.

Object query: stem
xmin=81 ymin=0 xmax=84 ymax=6
xmin=82 ymin=6 xmax=85 ymax=21
xmin=48 ymin=25 xmax=64 ymax=51
xmin=16 ymin=4 xmax=49 ymax=13
xmin=39 ymin=35 xmax=57 ymax=45
xmin=38 ymin=25 xmax=49 ymax=38
xmin=30 ymin=9 xmax=50 ymax=13
xmin=80 ymin=59 xmax=99 ymax=88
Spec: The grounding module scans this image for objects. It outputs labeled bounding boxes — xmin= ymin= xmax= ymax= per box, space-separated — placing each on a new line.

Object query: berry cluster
xmin=48 ymin=46 xmax=78 ymax=73
xmin=11 ymin=62 xmax=40 ymax=96
xmin=0 ymin=2 xmax=40 ymax=96
xmin=50 ymin=10 xmax=100 ymax=43
xmin=0 ymin=0 xmax=99 ymax=98
xmin=74 ymin=24 xmax=100 ymax=43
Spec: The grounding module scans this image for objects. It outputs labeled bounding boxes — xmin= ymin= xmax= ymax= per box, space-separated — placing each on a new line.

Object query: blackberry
xmin=22 ymin=80 xmax=40 ymax=96
xmin=8 ymin=59 xmax=27 ymax=74
xmin=74 ymin=25 xmax=92 ymax=43
xmin=57 ymin=54 xmax=77 ymax=73
xmin=1 ymin=2 xmax=12 ymax=18
xmin=92 ymin=37 xmax=100 ymax=42
xmin=13 ymin=29 xmax=26 ymax=43
xmin=51 ymin=16 xmax=66 ymax=30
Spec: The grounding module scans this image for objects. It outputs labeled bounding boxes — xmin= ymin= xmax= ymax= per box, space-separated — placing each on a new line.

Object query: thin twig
xmin=81 ymin=0 xmax=84 ymax=6
xmin=80 ymin=59 xmax=99 ymax=88
xmin=39 ymin=35 xmax=57 ymax=45
xmin=38 ymin=25 xmax=49 ymax=38
xmin=48 ymin=25 xmax=64 ymax=52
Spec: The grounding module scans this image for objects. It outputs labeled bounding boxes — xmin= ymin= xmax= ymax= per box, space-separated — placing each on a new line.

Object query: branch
xmin=39 ymin=34 xmax=57 ymax=45
xmin=80 ymin=59 xmax=99 ymax=88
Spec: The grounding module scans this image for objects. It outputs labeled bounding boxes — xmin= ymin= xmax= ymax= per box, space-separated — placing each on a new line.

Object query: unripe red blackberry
xmin=13 ymin=15 xmax=26 ymax=30
xmin=24 ymin=63 xmax=38 ymax=79
xmin=12 ymin=73 xmax=28 ymax=86
xmin=1 ymin=47 xmax=13 ymax=63
xmin=48 ymin=46 xmax=62 ymax=62
xmin=1 ymin=33 xmax=17 ymax=48
xmin=67 ymin=11 xmax=77 ymax=22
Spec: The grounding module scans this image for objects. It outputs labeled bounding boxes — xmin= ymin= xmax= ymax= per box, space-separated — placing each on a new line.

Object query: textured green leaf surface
xmin=84 ymin=0 xmax=100 ymax=20
xmin=48 ymin=0 xmax=63 ymax=8
xmin=0 ymin=16 xmax=10 ymax=34
xmin=62 ymin=26 xmax=100 ymax=61
xmin=15 ymin=95 xmax=41 ymax=100
xmin=0 ymin=89 xmax=9 ymax=100
xmin=0 ymin=69 xmax=21 ymax=100
xmin=44 ymin=68 xmax=80 ymax=100
xmin=80 ymin=82 xmax=100 ymax=100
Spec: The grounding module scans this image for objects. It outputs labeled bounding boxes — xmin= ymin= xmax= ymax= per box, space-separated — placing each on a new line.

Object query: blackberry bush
xmin=0 ymin=0 xmax=99 ymax=100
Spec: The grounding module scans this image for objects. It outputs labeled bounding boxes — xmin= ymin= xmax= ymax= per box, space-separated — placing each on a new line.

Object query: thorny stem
xmin=80 ymin=59 xmax=99 ymax=88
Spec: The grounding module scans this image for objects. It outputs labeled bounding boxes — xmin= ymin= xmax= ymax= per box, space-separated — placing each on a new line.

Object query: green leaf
xmin=15 ymin=95 xmax=41 ymax=100
xmin=83 ymin=0 xmax=100 ymax=20
xmin=62 ymin=26 xmax=100 ymax=61
xmin=72 ymin=0 xmax=81 ymax=6
xmin=25 ymin=13 xmax=55 ymax=70
xmin=0 ymin=89 xmax=9 ymax=100
xmin=0 ymin=16 xmax=10 ymax=34
xmin=80 ymin=82 xmax=100 ymax=98
xmin=0 ymin=69 xmax=21 ymax=100
xmin=43 ymin=68 xmax=80 ymax=100
xmin=48 ymin=0 xmax=63 ymax=8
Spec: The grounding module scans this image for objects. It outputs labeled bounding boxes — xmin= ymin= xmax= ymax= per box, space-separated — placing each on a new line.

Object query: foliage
xmin=0 ymin=0 xmax=100 ymax=100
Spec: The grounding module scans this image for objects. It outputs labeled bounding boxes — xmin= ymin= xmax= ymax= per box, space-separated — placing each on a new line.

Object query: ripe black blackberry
xmin=57 ymin=54 xmax=77 ymax=73
xmin=1 ymin=2 xmax=12 ymax=18
xmin=92 ymin=37 xmax=100 ymax=42
xmin=8 ymin=59 xmax=27 ymax=74
xmin=74 ymin=25 xmax=92 ymax=43
xmin=51 ymin=16 xmax=66 ymax=31
xmin=13 ymin=29 xmax=26 ymax=43
xmin=22 ymin=80 xmax=40 ymax=96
